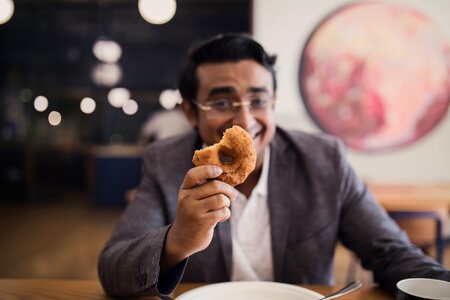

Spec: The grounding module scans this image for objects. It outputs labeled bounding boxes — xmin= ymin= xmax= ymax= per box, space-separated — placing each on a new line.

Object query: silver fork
xmin=318 ymin=280 xmax=363 ymax=300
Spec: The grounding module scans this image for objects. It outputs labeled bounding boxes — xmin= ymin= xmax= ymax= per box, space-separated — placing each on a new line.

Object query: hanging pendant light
xmin=138 ymin=0 xmax=177 ymax=25
xmin=0 ymin=0 xmax=14 ymax=25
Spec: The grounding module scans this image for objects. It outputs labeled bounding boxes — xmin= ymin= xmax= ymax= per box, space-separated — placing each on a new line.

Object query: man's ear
xmin=181 ymin=99 xmax=198 ymax=128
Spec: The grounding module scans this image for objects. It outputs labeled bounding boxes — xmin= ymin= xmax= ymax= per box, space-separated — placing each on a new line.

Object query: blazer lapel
xmin=216 ymin=130 xmax=304 ymax=281
xmin=217 ymin=220 xmax=232 ymax=279
xmin=215 ymin=134 xmax=292 ymax=281
xmin=268 ymin=132 xmax=296 ymax=281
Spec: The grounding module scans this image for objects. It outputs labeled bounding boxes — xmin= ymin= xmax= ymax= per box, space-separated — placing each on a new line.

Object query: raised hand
xmin=161 ymin=165 xmax=237 ymax=271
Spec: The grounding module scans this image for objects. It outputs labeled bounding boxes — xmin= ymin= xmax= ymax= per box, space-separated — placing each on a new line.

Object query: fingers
xmin=182 ymin=165 xmax=222 ymax=189
xmin=200 ymin=193 xmax=231 ymax=212
xmin=196 ymin=193 xmax=234 ymax=225
xmin=179 ymin=180 xmax=236 ymax=213
xmin=191 ymin=179 xmax=237 ymax=202
xmin=168 ymin=166 xmax=236 ymax=259
xmin=209 ymin=207 xmax=231 ymax=224
xmin=176 ymin=165 xmax=236 ymax=235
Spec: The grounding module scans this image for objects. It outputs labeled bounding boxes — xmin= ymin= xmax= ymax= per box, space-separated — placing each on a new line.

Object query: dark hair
xmin=178 ymin=33 xmax=277 ymax=103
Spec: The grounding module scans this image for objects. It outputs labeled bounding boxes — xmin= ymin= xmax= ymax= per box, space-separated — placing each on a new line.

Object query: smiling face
xmin=183 ymin=59 xmax=277 ymax=172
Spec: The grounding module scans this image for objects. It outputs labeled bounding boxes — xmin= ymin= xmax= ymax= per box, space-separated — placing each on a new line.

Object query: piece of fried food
xmin=192 ymin=125 xmax=256 ymax=186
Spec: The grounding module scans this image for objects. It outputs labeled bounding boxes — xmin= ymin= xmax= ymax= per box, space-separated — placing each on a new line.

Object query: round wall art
xmin=299 ymin=2 xmax=450 ymax=152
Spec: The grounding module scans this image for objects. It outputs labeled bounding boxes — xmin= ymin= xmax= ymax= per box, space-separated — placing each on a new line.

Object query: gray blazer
xmin=98 ymin=127 xmax=449 ymax=297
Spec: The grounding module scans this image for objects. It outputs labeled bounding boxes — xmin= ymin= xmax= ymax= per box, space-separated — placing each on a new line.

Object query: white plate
xmin=176 ymin=281 xmax=324 ymax=300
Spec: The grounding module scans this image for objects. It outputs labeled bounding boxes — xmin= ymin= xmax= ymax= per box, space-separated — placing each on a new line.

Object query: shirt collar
xmin=252 ymin=146 xmax=270 ymax=197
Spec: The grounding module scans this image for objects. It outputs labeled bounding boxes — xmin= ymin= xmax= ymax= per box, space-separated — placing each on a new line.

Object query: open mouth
xmin=250 ymin=130 xmax=261 ymax=140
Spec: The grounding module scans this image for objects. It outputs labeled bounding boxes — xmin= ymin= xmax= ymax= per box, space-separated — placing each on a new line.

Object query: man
xmin=98 ymin=33 xmax=449 ymax=297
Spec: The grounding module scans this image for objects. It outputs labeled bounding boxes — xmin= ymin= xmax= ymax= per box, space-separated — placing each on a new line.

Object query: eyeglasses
xmin=192 ymin=94 xmax=275 ymax=118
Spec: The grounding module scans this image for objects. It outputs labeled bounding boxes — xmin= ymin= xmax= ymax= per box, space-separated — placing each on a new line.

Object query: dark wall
xmin=1 ymin=0 xmax=251 ymax=89
xmin=0 ymin=0 xmax=251 ymax=202
xmin=0 ymin=0 xmax=251 ymax=145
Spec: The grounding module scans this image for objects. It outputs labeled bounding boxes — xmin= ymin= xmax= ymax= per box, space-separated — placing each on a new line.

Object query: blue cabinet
xmin=92 ymin=146 xmax=144 ymax=206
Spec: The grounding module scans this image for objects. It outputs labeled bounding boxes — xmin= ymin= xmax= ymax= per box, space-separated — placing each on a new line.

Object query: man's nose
xmin=231 ymin=104 xmax=256 ymax=130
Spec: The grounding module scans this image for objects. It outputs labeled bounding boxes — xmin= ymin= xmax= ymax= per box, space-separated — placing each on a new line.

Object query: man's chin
xmin=253 ymin=133 xmax=267 ymax=158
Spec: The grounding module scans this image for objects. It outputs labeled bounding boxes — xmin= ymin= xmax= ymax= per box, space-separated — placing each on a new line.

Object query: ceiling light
xmin=34 ymin=96 xmax=49 ymax=112
xmin=92 ymin=38 xmax=122 ymax=63
xmin=159 ymin=89 xmax=181 ymax=109
xmin=138 ymin=0 xmax=176 ymax=25
xmin=108 ymin=88 xmax=130 ymax=108
xmin=91 ymin=63 xmax=122 ymax=87
xmin=0 ymin=0 xmax=14 ymax=25
xmin=122 ymin=99 xmax=138 ymax=115
xmin=80 ymin=97 xmax=96 ymax=114
xmin=48 ymin=111 xmax=62 ymax=126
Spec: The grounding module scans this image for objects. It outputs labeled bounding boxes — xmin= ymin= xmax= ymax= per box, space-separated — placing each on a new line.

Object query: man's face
xmin=185 ymin=59 xmax=276 ymax=170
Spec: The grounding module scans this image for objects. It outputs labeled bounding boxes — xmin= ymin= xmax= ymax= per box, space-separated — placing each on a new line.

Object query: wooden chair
xmin=390 ymin=209 xmax=448 ymax=263
xmin=346 ymin=183 xmax=450 ymax=282
xmin=367 ymin=182 xmax=450 ymax=263
xmin=346 ymin=208 xmax=448 ymax=283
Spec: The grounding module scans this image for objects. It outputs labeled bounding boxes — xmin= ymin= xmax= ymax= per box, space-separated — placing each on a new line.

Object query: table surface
xmin=0 ymin=279 xmax=393 ymax=299
xmin=368 ymin=182 xmax=450 ymax=211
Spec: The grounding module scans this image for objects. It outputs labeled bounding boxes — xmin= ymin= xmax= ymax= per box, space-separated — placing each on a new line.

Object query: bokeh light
xmin=0 ymin=0 xmax=14 ymax=25
xmin=20 ymin=88 xmax=32 ymax=102
xmin=91 ymin=63 xmax=122 ymax=87
xmin=92 ymin=38 xmax=122 ymax=63
xmin=33 ymin=96 xmax=49 ymax=112
xmin=138 ymin=0 xmax=177 ymax=25
xmin=48 ymin=111 xmax=62 ymax=126
xmin=122 ymin=99 xmax=138 ymax=115
xmin=80 ymin=97 xmax=96 ymax=114
xmin=107 ymin=87 xmax=130 ymax=108
xmin=159 ymin=89 xmax=182 ymax=109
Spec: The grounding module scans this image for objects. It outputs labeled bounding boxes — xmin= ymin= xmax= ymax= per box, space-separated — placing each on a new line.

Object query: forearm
xmin=368 ymin=240 xmax=450 ymax=294
xmin=335 ymin=140 xmax=449 ymax=294
xmin=339 ymin=182 xmax=450 ymax=294
xmin=160 ymin=226 xmax=192 ymax=273
xmin=98 ymin=226 xmax=183 ymax=297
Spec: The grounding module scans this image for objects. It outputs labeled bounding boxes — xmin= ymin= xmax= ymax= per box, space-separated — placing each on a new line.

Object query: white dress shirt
xmin=230 ymin=147 xmax=273 ymax=281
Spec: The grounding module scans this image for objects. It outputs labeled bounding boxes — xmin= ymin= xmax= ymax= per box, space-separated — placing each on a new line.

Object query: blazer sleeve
xmin=97 ymin=146 xmax=187 ymax=298
xmin=334 ymin=139 xmax=450 ymax=294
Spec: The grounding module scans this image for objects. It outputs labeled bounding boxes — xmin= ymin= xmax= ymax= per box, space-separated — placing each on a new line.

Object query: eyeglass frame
xmin=191 ymin=93 xmax=276 ymax=117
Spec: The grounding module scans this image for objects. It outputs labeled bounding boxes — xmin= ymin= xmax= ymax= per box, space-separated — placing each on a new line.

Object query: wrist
xmin=161 ymin=227 xmax=190 ymax=273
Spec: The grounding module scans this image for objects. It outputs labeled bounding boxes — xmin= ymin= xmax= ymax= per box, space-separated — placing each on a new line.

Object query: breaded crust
xmin=192 ymin=125 xmax=257 ymax=186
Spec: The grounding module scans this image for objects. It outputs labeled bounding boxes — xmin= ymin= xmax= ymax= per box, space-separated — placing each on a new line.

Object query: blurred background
xmin=0 ymin=0 xmax=250 ymax=204
xmin=0 ymin=0 xmax=449 ymax=284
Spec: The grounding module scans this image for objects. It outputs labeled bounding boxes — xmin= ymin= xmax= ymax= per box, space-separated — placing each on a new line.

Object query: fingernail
xmin=213 ymin=166 xmax=222 ymax=175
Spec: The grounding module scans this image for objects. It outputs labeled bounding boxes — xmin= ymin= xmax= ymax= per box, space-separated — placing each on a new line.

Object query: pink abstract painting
xmin=299 ymin=2 xmax=450 ymax=152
